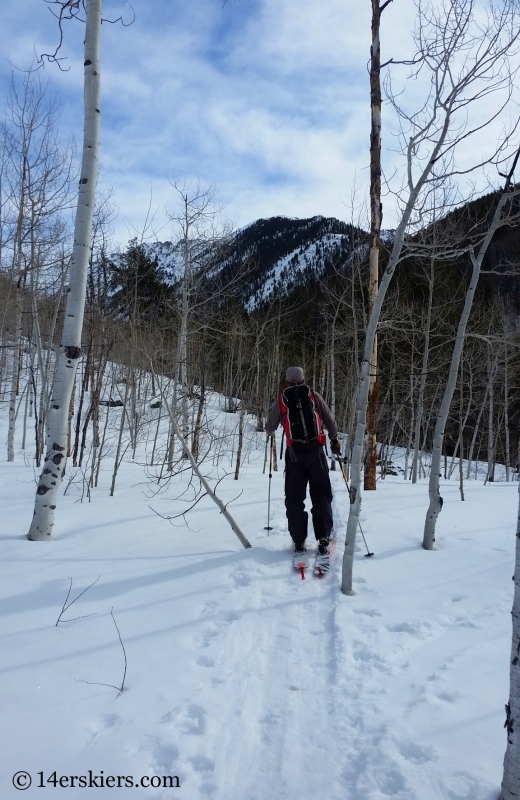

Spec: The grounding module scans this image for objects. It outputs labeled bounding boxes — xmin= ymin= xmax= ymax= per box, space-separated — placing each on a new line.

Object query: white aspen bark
xmin=110 ymin=378 xmax=130 ymax=497
xmin=28 ymin=0 xmax=102 ymax=540
xmin=422 ymin=176 xmax=518 ymax=549
xmin=234 ymin=394 xmax=245 ymax=480
xmin=191 ymin=378 xmax=205 ymax=462
xmin=485 ymin=351 xmax=498 ymax=484
xmin=8 ymin=282 xmax=23 ymax=462
xmin=7 ymin=133 xmax=29 ymax=463
xmin=500 ymin=480 xmax=520 ymax=799
xmin=180 ymin=234 xmax=190 ymax=442
xmin=458 ymin=359 xmax=465 ymax=501
xmin=94 ymin=402 xmax=110 ymax=488
xmin=404 ymin=372 xmax=415 ymax=481
xmin=150 ymin=403 xmax=162 ymax=466
xmin=21 ymin=348 xmax=35 ymax=451
xmin=412 ymin=261 xmax=434 ymax=483
xmin=505 ymin=348 xmax=511 ymax=482
xmin=329 ymin=317 xmax=337 ymax=470
xmin=38 ymin=266 xmax=67 ymax=458
xmin=466 ymin=381 xmax=489 ymax=479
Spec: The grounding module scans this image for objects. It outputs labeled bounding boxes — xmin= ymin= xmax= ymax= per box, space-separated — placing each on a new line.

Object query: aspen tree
xmin=29 ymin=0 xmax=102 ymax=540
xmin=365 ymin=0 xmax=393 ymax=490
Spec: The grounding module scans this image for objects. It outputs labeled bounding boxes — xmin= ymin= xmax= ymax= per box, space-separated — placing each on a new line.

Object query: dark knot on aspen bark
xmin=64 ymin=346 xmax=81 ymax=360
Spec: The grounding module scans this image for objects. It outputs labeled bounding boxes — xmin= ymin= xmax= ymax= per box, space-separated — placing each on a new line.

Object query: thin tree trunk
xmin=72 ymin=339 xmax=91 ymax=466
xmin=329 ymin=317 xmax=338 ymax=471
xmin=8 ymin=280 xmax=23 ymax=462
xmin=466 ymin=381 xmax=489 ymax=479
xmin=234 ymin=397 xmax=245 ymax=480
xmin=459 ymin=359 xmax=465 ymax=501
xmin=191 ymin=383 xmax=205 ymax=463
xmin=485 ymin=351 xmax=498 ymax=484
xmin=67 ymin=376 xmax=76 ymax=457
xmin=365 ymin=0 xmax=383 ymax=492
xmin=150 ymin=403 xmax=162 ymax=466
xmin=94 ymin=402 xmax=110 ymax=488
xmin=412 ymin=260 xmax=434 ymax=483
xmin=110 ymin=378 xmax=130 ymax=497
xmin=505 ymin=346 xmax=511 ymax=482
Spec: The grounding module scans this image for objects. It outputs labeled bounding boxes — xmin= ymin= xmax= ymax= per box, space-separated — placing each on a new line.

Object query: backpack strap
xmin=279 ymin=391 xmax=293 ymax=446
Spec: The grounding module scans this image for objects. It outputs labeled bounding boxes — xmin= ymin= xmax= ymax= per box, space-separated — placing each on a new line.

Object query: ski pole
xmin=264 ymin=435 xmax=274 ymax=534
xmin=279 ymin=429 xmax=285 ymax=460
xmin=336 ymin=457 xmax=374 ymax=557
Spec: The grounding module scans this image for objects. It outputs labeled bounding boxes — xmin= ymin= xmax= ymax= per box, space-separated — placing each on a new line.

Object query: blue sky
xmin=0 ymin=0 xmax=516 ymax=247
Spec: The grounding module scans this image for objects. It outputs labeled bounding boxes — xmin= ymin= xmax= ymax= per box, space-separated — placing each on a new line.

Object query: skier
xmin=265 ymin=366 xmax=341 ymax=567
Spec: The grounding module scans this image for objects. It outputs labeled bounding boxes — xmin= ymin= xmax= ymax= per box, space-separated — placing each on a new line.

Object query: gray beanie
xmin=286 ymin=366 xmax=305 ymax=384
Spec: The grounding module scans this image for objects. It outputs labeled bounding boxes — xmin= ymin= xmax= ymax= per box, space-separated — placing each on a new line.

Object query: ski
xmin=293 ymin=550 xmax=309 ymax=580
xmin=313 ymin=532 xmax=335 ymax=577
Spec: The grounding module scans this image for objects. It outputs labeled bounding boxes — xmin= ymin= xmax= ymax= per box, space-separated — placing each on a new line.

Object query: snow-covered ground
xmin=0 ymin=395 xmax=517 ymax=799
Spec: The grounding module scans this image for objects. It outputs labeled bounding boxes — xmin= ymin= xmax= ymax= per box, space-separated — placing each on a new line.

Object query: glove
xmin=330 ymin=439 xmax=341 ymax=456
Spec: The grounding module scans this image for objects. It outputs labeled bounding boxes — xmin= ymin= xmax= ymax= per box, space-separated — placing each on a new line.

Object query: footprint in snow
xmin=161 ymin=704 xmax=207 ymax=736
xmin=196 ymin=655 xmax=215 ymax=668
xmin=436 ymin=690 xmax=462 ymax=703
xmin=183 ymin=704 xmax=207 ymax=736
xmin=454 ymin=617 xmax=478 ymax=628
xmin=396 ymin=739 xmax=436 ymax=765
xmin=198 ymin=612 xmax=239 ymax=648
xmin=353 ymin=608 xmax=382 ymax=617
xmin=352 ymin=642 xmax=392 ymax=672
xmin=230 ymin=565 xmax=252 ymax=588
xmin=386 ymin=620 xmax=435 ymax=639
xmin=201 ymin=600 xmax=217 ymax=615
xmin=152 ymin=742 xmax=180 ymax=770
xmin=188 ymin=754 xmax=214 ymax=773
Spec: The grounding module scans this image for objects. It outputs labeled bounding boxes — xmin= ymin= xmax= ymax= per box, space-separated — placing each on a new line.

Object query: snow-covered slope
xmin=143 ymin=216 xmax=366 ymax=310
xmin=0 ymin=388 xmax=517 ymax=800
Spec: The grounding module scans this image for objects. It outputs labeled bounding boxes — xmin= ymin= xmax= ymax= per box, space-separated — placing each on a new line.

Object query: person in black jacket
xmin=265 ymin=366 xmax=341 ymax=555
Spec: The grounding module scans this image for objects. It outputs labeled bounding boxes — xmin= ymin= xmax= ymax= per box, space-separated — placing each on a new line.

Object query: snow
xmin=245 ymin=232 xmax=350 ymax=310
xmin=0 ymin=395 xmax=517 ymax=799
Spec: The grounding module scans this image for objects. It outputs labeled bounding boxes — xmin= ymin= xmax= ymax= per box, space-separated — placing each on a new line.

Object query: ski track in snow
xmin=143 ymin=477 xmax=505 ymax=800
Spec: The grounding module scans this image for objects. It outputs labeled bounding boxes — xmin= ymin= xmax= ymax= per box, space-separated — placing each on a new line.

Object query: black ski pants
xmin=284 ymin=444 xmax=333 ymax=548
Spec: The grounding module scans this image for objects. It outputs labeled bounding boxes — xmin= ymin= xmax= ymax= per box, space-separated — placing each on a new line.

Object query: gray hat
xmin=286 ymin=366 xmax=305 ymax=384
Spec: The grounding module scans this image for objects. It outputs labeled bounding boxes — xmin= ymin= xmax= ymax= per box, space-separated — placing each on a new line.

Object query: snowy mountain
xmin=142 ymin=216 xmax=367 ymax=310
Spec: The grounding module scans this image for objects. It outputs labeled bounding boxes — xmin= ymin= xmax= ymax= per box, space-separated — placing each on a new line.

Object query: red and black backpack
xmin=279 ymin=385 xmax=326 ymax=447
